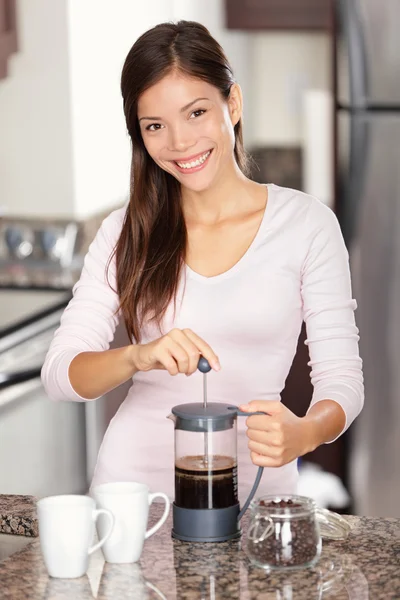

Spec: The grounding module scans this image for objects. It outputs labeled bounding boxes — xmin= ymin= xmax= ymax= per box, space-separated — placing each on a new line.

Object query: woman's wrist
xmin=127 ymin=344 xmax=140 ymax=375
xmin=299 ymin=415 xmax=321 ymax=455
xmin=301 ymin=400 xmax=347 ymax=452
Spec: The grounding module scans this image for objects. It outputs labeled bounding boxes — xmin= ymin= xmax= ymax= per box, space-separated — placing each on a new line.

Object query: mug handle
xmin=145 ymin=493 xmax=170 ymax=540
xmin=88 ymin=509 xmax=115 ymax=555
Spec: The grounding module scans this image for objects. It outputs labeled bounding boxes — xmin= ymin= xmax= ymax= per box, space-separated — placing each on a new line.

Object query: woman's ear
xmin=228 ymin=83 xmax=243 ymax=126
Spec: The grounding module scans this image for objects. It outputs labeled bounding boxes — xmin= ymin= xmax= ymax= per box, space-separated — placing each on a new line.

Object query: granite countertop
xmin=0 ymin=495 xmax=38 ymax=537
xmin=0 ymin=495 xmax=399 ymax=599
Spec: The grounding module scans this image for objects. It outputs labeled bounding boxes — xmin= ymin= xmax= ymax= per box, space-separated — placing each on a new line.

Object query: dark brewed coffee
xmin=175 ymin=455 xmax=238 ymax=509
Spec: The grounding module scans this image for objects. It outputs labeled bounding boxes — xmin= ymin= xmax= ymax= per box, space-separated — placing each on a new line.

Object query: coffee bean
xmin=247 ymin=499 xmax=321 ymax=569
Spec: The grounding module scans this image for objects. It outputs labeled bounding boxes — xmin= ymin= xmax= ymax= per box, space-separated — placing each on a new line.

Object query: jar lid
xmin=315 ymin=507 xmax=352 ymax=540
xmin=171 ymin=403 xmax=238 ymax=432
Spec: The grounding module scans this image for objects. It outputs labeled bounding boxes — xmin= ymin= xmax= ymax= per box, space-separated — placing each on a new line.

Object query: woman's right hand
xmin=130 ymin=328 xmax=221 ymax=376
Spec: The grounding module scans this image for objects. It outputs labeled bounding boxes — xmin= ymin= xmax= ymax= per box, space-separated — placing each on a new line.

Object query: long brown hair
xmin=113 ymin=21 xmax=249 ymax=342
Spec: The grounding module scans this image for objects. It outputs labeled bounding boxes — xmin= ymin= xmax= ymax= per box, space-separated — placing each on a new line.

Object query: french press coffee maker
xmin=168 ymin=357 xmax=264 ymax=542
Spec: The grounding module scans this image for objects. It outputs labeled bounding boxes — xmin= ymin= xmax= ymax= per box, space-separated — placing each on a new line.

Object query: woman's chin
xmin=177 ymin=172 xmax=218 ymax=194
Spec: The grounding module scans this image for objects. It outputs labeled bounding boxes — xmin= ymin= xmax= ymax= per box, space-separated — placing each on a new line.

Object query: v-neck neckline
xmin=185 ymin=183 xmax=274 ymax=284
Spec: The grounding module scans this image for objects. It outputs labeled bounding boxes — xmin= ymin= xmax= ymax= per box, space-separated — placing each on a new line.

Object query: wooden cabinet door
xmin=226 ymin=0 xmax=332 ymax=31
xmin=0 ymin=0 xmax=17 ymax=79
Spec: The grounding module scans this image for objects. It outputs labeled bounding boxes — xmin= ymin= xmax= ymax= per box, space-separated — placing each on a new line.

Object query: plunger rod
xmin=198 ymin=357 xmax=212 ymax=469
xmin=204 ymin=372 xmax=209 ymax=466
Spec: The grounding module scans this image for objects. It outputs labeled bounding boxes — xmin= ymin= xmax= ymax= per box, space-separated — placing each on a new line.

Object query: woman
xmin=42 ymin=21 xmax=363 ymax=500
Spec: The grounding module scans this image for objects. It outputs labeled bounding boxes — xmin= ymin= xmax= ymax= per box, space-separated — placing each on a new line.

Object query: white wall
xmin=0 ymin=0 xmax=330 ymax=218
xmin=0 ymin=0 xmax=177 ymax=219
xmin=249 ymin=32 xmax=331 ymax=147
xmin=66 ymin=0 xmax=174 ymax=219
xmin=0 ymin=0 xmax=74 ymax=218
xmin=0 ymin=0 xmax=251 ymax=218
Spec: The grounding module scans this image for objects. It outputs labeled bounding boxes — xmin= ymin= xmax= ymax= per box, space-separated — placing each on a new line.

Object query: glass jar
xmin=246 ymin=495 xmax=351 ymax=571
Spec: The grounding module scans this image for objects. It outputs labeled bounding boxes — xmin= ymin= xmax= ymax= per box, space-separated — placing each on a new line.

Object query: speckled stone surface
xmin=0 ymin=495 xmax=38 ymax=537
xmin=0 ymin=502 xmax=400 ymax=599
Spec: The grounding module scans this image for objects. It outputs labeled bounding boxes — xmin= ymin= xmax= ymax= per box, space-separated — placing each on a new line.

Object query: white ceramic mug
xmin=92 ymin=482 xmax=170 ymax=563
xmin=37 ymin=494 xmax=114 ymax=579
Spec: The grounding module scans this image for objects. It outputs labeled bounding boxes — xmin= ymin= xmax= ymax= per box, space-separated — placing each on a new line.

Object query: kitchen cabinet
xmin=225 ymin=0 xmax=332 ymax=31
xmin=0 ymin=0 xmax=17 ymax=79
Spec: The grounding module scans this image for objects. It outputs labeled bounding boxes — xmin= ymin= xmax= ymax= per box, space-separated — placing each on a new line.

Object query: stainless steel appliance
xmin=0 ymin=214 xmax=132 ymax=496
xmin=335 ymin=0 xmax=400 ymax=517
xmin=0 ymin=216 xmax=81 ymax=289
xmin=0 ymin=289 xmax=89 ymax=498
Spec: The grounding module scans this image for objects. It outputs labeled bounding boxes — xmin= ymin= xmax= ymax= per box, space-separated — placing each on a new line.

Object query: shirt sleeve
xmin=300 ymin=198 xmax=364 ymax=441
xmin=41 ymin=206 xmax=126 ymax=402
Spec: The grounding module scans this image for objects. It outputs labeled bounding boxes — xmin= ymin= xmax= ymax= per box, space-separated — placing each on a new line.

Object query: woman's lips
xmin=173 ymin=149 xmax=213 ymax=174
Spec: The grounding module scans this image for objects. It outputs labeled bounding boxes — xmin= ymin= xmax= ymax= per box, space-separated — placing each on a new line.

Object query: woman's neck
xmin=181 ymin=164 xmax=259 ymax=226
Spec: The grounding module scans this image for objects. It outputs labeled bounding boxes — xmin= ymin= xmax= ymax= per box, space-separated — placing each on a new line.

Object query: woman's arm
xmin=303 ymin=399 xmax=346 ymax=448
xmin=301 ymin=199 xmax=364 ymax=436
xmin=42 ymin=205 xmax=220 ymax=401
xmin=41 ymin=207 xmax=128 ymax=402
xmin=239 ymin=399 xmax=346 ymax=467
xmin=67 ymin=347 xmax=138 ymax=400
xmin=68 ymin=330 xmax=221 ymax=400
xmin=240 ymin=198 xmax=364 ymax=466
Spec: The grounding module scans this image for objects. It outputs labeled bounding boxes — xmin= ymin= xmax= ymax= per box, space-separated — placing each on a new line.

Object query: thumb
xmin=239 ymin=400 xmax=282 ymax=415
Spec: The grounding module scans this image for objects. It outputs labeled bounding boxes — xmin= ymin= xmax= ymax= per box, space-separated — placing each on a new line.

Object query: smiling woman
xmin=41 ymin=21 xmax=363 ymax=501
xmin=118 ymin=21 xmax=252 ymax=345
xmin=138 ymin=77 xmax=237 ymax=184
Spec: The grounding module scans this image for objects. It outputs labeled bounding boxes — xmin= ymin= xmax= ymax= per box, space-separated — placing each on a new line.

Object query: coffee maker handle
xmin=236 ymin=409 xmax=265 ymax=521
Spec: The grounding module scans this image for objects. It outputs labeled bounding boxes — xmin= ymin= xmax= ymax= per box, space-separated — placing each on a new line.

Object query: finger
xmin=245 ymin=414 xmax=276 ymax=432
xmin=168 ymin=329 xmax=201 ymax=375
xmin=182 ymin=329 xmax=221 ymax=371
xmin=246 ymin=428 xmax=282 ymax=446
xmin=250 ymin=451 xmax=283 ymax=468
xmin=152 ymin=346 xmax=180 ymax=376
xmin=239 ymin=400 xmax=282 ymax=415
xmin=163 ymin=337 xmax=193 ymax=374
xmin=248 ymin=439 xmax=284 ymax=460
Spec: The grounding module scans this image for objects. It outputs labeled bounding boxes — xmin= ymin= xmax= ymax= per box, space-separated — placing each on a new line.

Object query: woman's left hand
xmin=239 ymin=400 xmax=315 ymax=468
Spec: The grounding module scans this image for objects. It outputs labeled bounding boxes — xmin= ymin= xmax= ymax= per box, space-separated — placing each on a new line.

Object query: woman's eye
xmin=146 ymin=123 xmax=163 ymax=132
xmin=190 ymin=109 xmax=206 ymax=119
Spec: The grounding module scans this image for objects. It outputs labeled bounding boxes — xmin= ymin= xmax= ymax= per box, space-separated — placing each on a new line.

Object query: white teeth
xmin=177 ymin=150 xmax=211 ymax=170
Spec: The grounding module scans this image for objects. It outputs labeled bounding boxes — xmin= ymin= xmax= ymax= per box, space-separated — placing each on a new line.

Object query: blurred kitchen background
xmin=1 ymin=0 xmax=399 ymax=518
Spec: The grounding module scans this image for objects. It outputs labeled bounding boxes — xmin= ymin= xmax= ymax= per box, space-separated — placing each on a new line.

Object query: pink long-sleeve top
xmin=41 ymin=184 xmax=364 ymax=501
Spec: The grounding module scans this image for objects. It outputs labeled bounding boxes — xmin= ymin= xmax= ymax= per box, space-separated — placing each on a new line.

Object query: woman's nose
xmin=167 ymin=125 xmax=195 ymax=153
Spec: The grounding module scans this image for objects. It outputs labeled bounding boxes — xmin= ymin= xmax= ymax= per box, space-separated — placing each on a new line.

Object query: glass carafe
xmin=169 ymin=402 xmax=264 ymax=542
xmin=174 ymin=404 xmax=238 ymax=510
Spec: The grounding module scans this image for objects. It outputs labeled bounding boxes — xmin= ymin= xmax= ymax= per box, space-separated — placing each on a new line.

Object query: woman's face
xmin=137 ymin=71 xmax=242 ymax=193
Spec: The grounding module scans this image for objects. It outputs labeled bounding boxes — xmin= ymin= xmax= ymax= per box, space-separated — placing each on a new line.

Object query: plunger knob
xmin=197 ymin=356 xmax=212 ymax=373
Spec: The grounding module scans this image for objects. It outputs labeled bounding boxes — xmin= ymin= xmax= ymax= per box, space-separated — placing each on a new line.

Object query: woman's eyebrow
xmin=180 ymin=97 xmax=210 ymax=112
xmin=138 ymin=97 xmax=210 ymax=122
